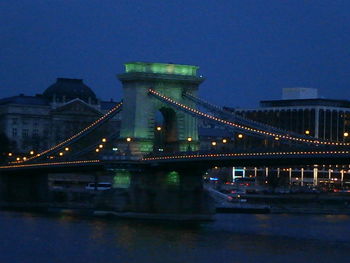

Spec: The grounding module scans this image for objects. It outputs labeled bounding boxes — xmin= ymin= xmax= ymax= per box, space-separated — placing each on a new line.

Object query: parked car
xmin=85 ymin=182 xmax=112 ymax=191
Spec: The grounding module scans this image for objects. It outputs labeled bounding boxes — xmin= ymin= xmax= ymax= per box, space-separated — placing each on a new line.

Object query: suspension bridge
xmin=0 ymin=62 xmax=349 ymax=220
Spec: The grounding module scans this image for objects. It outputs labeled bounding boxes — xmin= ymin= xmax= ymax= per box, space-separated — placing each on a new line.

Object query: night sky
xmin=1 ymin=0 xmax=350 ymax=108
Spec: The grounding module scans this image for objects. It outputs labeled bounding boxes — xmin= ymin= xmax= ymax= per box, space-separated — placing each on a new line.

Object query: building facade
xmin=225 ymin=89 xmax=350 ymax=147
xmin=0 ymin=78 xmax=120 ymax=154
xmin=219 ymin=88 xmax=350 ymax=188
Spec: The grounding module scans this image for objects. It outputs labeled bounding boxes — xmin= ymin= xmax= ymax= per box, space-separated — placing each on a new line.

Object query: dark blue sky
xmin=1 ymin=0 xmax=350 ymax=108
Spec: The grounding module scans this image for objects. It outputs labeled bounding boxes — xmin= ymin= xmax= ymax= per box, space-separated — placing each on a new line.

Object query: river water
xmin=0 ymin=211 xmax=349 ymax=263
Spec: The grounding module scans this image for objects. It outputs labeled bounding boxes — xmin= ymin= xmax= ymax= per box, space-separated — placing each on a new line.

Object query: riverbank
xmin=217 ymin=192 xmax=350 ymax=215
xmin=2 ymin=190 xmax=350 ymax=220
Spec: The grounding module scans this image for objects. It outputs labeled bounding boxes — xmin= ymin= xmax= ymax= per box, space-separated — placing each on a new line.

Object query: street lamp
xmin=126 ymin=137 xmax=132 ymax=155
xmin=187 ymin=137 xmax=192 ymax=151
xmin=222 ymin=139 xmax=227 ymax=144
xmin=102 ymin=138 xmax=107 ymax=143
xmin=237 ymin=134 xmax=243 ymax=139
xmin=156 ymin=126 xmax=162 ymax=131
xmin=305 ymin=130 xmax=310 ymax=135
xmin=344 ymin=132 xmax=349 ymax=137
xmin=64 ymin=147 xmax=69 ymax=151
xmin=30 ymin=150 xmax=34 ymax=155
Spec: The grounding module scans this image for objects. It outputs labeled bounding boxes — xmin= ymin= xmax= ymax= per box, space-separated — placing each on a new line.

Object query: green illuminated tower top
xmin=124 ymin=62 xmax=199 ymax=76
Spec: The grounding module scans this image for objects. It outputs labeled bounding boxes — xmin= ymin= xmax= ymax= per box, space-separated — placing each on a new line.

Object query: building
xmin=219 ymin=88 xmax=350 ymax=188
xmin=282 ymin=87 xmax=318 ymax=100
xmin=230 ymin=88 xmax=350 ymax=142
xmin=0 ymin=78 xmax=120 ymax=154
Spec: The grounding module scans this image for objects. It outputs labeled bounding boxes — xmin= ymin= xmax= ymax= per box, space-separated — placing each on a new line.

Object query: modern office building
xmin=229 ymin=88 xmax=350 ymax=142
xmin=220 ymin=88 xmax=350 ymax=188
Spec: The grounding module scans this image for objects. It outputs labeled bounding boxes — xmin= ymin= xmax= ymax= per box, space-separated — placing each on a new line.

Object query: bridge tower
xmin=118 ymin=62 xmax=204 ymax=154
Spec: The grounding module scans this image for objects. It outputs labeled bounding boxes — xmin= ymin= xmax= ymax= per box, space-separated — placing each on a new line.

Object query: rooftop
xmin=0 ymin=94 xmax=48 ymax=106
xmin=260 ymin=98 xmax=350 ymax=108
xmin=43 ymin=78 xmax=98 ymax=104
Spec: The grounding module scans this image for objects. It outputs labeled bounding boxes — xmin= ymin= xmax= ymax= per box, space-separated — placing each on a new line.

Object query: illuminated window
xmin=166 ymin=171 xmax=180 ymax=186
xmin=113 ymin=170 xmax=131 ymax=188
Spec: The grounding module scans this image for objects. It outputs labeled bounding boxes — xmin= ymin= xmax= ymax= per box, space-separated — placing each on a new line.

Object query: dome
xmin=43 ymin=78 xmax=97 ymax=104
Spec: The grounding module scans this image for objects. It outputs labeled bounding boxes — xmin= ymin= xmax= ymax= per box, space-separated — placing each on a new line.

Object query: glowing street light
xmin=59 ymin=152 xmax=64 ymax=156
xmin=95 ymin=148 xmax=100 ymax=153
xmin=65 ymin=147 xmax=69 ymax=151
xmin=222 ymin=139 xmax=227 ymax=144
xmin=125 ymin=137 xmax=132 ymax=155
xmin=23 ymin=157 xmax=27 ymax=161
xmin=305 ymin=130 xmax=310 ymax=135
xmin=30 ymin=150 xmax=34 ymax=155
xmin=156 ymin=126 xmax=162 ymax=131
xmin=186 ymin=137 xmax=193 ymax=151
xmin=99 ymin=144 xmax=103 ymax=149
xmin=237 ymin=134 xmax=244 ymax=139
xmin=211 ymin=141 xmax=217 ymax=146
xmin=344 ymin=132 xmax=349 ymax=137
xmin=102 ymin=138 xmax=107 ymax=142
xmin=8 ymin=153 xmax=12 ymax=157
xmin=16 ymin=157 xmax=20 ymax=161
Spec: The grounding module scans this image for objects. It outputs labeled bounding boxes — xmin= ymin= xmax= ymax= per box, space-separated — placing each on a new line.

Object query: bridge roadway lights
xmin=116 ymin=139 xmax=154 ymax=156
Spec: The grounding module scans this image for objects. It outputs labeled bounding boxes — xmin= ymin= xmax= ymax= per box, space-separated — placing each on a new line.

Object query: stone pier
xmin=96 ymin=166 xmax=215 ymax=219
xmin=0 ymin=172 xmax=48 ymax=203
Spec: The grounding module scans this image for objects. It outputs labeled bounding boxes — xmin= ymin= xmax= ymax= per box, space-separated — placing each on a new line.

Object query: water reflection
xmin=323 ymin=214 xmax=350 ymax=222
xmin=90 ymin=220 xmax=108 ymax=242
xmin=0 ymin=211 xmax=350 ymax=263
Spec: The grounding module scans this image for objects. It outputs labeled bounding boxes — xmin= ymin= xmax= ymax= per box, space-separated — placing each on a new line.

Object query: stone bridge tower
xmin=117 ymin=62 xmax=204 ymax=155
